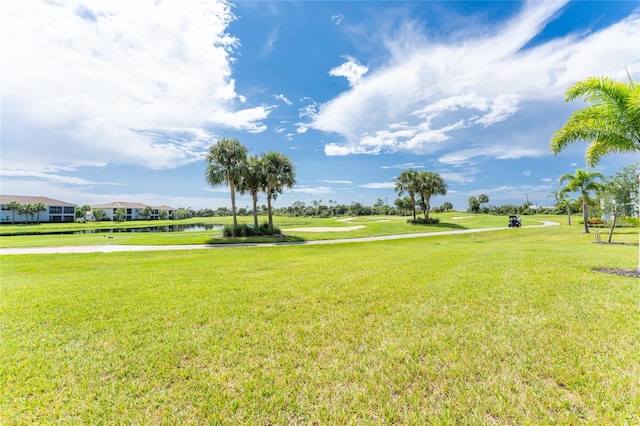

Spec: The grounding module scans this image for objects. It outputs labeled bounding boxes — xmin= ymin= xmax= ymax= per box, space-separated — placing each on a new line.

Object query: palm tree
xmin=81 ymin=205 xmax=91 ymax=221
xmin=478 ymin=194 xmax=489 ymax=212
xmin=415 ymin=171 xmax=447 ymax=219
xmin=237 ymin=155 xmax=266 ymax=229
xmin=395 ymin=169 xmax=419 ymax=219
xmin=205 ymin=138 xmax=248 ymax=227
xmin=559 ymin=169 xmax=604 ymax=233
xmin=6 ymin=200 xmax=21 ymax=224
xmin=33 ymin=202 xmax=47 ymax=223
xmin=18 ymin=203 xmax=35 ymax=224
xmin=262 ymin=151 xmax=296 ymax=232
xmin=551 ymin=76 xmax=640 ymax=166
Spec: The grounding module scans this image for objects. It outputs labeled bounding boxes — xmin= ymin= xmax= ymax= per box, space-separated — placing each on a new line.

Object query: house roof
xmin=91 ymin=202 xmax=175 ymax=210
xmin=0 ymin=195 xmax=76 ymax=207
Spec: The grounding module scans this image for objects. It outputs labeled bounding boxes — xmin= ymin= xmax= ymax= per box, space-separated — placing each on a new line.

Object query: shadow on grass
xmin=409 ymin=222 xmax=468 ymax=230
xmin=205 ymin=235 xmax=306 ymax=245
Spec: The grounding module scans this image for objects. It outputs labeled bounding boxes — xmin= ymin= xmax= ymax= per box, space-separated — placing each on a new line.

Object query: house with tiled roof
xmin=90 ymin=202 xmax=175 ymax=221
xmin=0 ymin=195 xmax=77 ymax=223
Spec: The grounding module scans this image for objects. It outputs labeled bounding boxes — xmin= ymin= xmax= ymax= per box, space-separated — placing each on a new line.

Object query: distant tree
xmin=349 ymin=202 xmax=364 ymax=216
xmin=468 ymin=196 xmax=480 ymax=214
xmin=140 ymin=206 xmax=153 ymax=220
xmin=600 ymin=163 xmax=639 ymax=243
xmin=158 ymin=210 xmax=168 ymax=220
xmin=6 ymin=200 xmax=21 ymax=224
xmin=205 ymin=138 xmax=248 ymax=227
xmin=395 ymin=169 xmax=419 ymax=219
xmin=550 ymin=76 xmax=640 ymax=166
xmin=262 ymin=151 xmax=296 ymax=232
xmin=559 ymin=169 xmax=604 ymax=233
xmin=114 ymin=207 xmax=127 ymax=222
xmin=290 ymin=201 xmax=305 ymax=217
xmin=80 ymin=205 xmax=91 ymax=221
xmin=33 ymin=202 xmax=47 ymax=223
xmin=92 ymin=208 xmax=105 ymax=222
xmin=441 ymin=201 xmax=453 ymax=212
xmin=478 ymin=194 xmax=489 ymax=212
xmin=415 ymin=171 xmax=447 ymax=219
xmin=238 ymin=155 xmax=266 ymax=228
xmin=18 ymin=203 xmax=35 ymax=224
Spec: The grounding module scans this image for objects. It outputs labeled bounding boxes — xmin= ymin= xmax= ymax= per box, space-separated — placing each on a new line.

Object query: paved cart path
xmin=0 ymin=221 xmax=560 ymax=255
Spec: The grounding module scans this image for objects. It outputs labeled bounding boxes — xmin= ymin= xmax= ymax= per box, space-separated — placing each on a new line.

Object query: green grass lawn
xmin=1 ymin=223 xmax=638 ymax=424
xmin=0 ymin=213 xmax=571 ymax=247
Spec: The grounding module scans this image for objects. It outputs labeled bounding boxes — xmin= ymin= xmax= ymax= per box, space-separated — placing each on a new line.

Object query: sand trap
xmin=335 ymin=218 xmax=355 ymax=222
xmin=452 ymin=216 xmax=475 ymax=220
xmin=283 ymin=225 xmax=365 ymax=232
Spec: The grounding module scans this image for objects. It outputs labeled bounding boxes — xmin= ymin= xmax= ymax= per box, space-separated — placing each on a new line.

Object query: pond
xmin=1 ymin=223 xmax=224 ymax=236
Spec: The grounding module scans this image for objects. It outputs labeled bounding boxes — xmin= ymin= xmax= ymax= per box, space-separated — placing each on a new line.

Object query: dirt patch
xmin=592 ymin=267 xmax=640 ymax=278
xmin=283 ymin=225 xmax=365 ymax=233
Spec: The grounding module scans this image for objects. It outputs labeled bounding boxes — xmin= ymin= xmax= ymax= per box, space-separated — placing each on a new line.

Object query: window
xmin=50 ymin=206 xmax=62 ymax=214
xmin=63 ymin=206 xmax=74 ymax=214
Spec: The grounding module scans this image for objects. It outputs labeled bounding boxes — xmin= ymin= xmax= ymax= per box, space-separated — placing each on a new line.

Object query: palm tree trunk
xmin=230 ymin=179 xmax=238 ymax=227
xmin=582 ymin=198 xmax=589 ymax=233
xmin=411 ymin=194 xmax=416 ymax=219
xmin=267 ymin=193 xmax=274 ymax=232
xmin=607 ymin=214 xmax=616 ymax=243
xmin=252 ymin=194 xmax=259 ymax=229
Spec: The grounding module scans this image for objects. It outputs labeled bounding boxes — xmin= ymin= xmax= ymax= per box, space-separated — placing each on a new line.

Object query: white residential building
xmin=90 ymin=202 xmax=175 ymax=221
xmin=0 ymin=195 xmax=77 ymax=223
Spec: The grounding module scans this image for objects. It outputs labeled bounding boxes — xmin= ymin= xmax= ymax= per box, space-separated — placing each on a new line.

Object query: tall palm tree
xmin=262 ymin=151 xmax=296 ymax=232
xmin=415 ymin=171 xmax=447 ymax=219
xmin=6 ymin=200 xmax=21 ymax=224
xmin=559 ymin=169 xmax=604 ymax=233
xmin=551 ymin=76 xmax=640 ymax=166
xmin=33 ymin=202 xmax=47 ymax=223
xmin=81 ymin=205 xmax=91 ymax=221
xmin=237 ymin=155 xmax=266 ymax=229
xmin=205 ymin=138 xmax=248 ymax=227
xmin=395 ymin=169 xmax=419 ymax=219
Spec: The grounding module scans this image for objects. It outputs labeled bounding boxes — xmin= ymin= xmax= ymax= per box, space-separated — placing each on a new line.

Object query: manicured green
xmin=1 ymin=224 xmax=638 ymax=424
xmin=0 ymin=213 xmax=542 ymax=247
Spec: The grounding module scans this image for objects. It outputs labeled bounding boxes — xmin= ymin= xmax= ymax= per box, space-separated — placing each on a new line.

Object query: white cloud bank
xmin=1 ymin=0 xmax=270 ymax=172
xmin=312 ymin=1 xmax=639 ymax=161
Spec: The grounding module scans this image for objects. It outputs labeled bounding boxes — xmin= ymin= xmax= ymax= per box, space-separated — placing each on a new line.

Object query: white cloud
xmin=323 ymin=179 xmax=353 ymax=184
xmin=329 ymin=56 xmax=369 ymax=86
xmin=274 ymin=94 xmax=293 ymax=106
xmin=1 ymin=0 xmax=271 ymax=172
xmin=308 ymin=1 xmax=639 ymax=159
xmin=522 ymin=170 xmax=532 ymax=176
xmin=359 ymin=182 xmax=395 ymax=189
xmin=438 ymin=145 xmax=547 ymax=166
xmin=381 ymin=163 xmax=425 ymax=170
xmin=290 ymin=186 xmax=334 ymax=194
xmin=331 ymin=14 xmax=344 ymax=25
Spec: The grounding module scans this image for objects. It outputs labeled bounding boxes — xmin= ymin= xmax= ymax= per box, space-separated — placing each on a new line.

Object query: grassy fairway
xmin=2 ymin=225 xmax=639 ymax=424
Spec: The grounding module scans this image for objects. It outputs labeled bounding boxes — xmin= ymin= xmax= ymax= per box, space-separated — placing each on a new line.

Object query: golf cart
xmin=508 ymin=215 xmax=521 ymax=228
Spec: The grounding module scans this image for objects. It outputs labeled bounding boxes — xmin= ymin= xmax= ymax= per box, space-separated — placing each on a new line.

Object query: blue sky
xmin=1 ymin=0 xmax=638 ymax=211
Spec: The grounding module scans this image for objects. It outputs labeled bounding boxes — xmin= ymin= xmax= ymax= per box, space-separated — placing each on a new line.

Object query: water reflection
xmin=3 ymin=223 xmax=224 ymax=236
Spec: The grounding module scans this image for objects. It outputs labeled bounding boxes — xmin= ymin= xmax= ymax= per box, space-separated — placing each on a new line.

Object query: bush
xmin=622 ymin=216 xmax=640 ymax=227
xmin=222 ymin=222 xmax=281 ymax=237
xmin=407 ymin=217 xmax=440 ymax=225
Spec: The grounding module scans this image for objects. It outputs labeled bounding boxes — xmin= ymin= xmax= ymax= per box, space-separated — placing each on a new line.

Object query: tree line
xmin=3 ymin=201 xmax=48 ymax=224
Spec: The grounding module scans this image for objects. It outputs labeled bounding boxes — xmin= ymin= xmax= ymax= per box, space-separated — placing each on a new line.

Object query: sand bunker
xmin=283 ymin=225 xmax=365 ymax=232
xmin=452 ymin=216 xmax=475 ymax=220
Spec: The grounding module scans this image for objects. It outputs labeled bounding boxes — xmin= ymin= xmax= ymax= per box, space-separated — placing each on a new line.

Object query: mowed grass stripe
xmin=1 ymin=226 xmax=639 ymax=424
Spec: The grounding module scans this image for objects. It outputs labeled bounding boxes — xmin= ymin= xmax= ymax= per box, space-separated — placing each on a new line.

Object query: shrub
xmin=222 ymin=222 xmax=281 ymax=237
xmin=407 ymin=217 xmax=440 ymax=225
